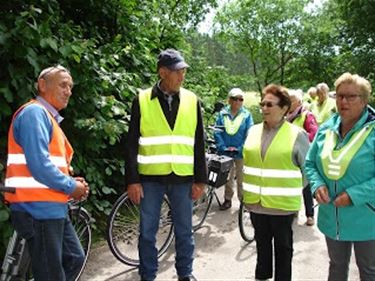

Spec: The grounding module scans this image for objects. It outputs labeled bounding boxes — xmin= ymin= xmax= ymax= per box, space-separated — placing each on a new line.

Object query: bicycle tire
xmin=106 ymin=193 xmax=174 ymax=266
xmin=70 ymin=207 xmax=92 ymax=281
xmin=238 ymin=202 xmax=254 ymax=243
xmin=192 ymin=186 xmax=214 ymax=230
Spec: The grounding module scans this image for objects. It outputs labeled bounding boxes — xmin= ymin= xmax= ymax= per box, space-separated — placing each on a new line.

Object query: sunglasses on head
xmin=230 ymin=97 xmax=244 ymax=102
xmin=259 ymin=101 xmax=278 ymax=108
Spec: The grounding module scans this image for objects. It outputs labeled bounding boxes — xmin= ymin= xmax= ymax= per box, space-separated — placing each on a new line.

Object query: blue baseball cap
xmin=157 ymin=49 xmax=189 ymax=70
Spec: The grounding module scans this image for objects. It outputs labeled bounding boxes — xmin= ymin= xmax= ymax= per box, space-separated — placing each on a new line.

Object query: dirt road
xmin=81 ymin=192 xmax=359 ymax=281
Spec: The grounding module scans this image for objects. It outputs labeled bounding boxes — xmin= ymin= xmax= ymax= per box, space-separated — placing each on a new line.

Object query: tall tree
xmin=214 ymin=0 xmax=308 ymax=92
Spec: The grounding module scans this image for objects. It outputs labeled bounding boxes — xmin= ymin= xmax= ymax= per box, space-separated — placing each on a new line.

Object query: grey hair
xmin=35 ymin=65 xmax=70 ymax=91
xmin=288 ymin=89 xmax=303 ymax=102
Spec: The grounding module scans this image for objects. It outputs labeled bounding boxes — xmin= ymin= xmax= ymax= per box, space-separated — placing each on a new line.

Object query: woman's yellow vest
xmin=321 ymin=124 xmax=374 ymax=180
xmin=242 ymin=122 xmax=303 ymax=211
xmin=224 ymin=112 xmax=246 ymax=135
xmin=292 ymin=111 xmax=307 ymax=128
xmin=138 ymin=88 xmax=197 ymax=176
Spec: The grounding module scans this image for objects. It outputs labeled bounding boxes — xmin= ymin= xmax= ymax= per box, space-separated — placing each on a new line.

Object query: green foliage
xmin=215 ymin=0 xmax=308 ymax=91
xmin=0 ymin=0 xmax=219 ymax=256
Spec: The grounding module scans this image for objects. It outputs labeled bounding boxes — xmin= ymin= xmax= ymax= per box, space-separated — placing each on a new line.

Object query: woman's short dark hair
xmin=262 ymin=84 xmax=291 ymax=112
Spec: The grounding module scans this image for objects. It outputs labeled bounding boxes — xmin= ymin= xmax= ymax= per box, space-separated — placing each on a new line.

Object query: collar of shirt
xmin=36 ymin=96 xmax=64 ymax=124
xmin=152 ymin=80 xmax=180 ymax=100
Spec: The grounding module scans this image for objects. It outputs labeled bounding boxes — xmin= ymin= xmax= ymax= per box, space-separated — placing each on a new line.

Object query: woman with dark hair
xmin=242 ymin=84 xmax=310 ymax=281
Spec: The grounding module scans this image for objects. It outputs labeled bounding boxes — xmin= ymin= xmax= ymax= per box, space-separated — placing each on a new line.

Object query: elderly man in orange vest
xmin=5 ymin=65 xmax=89 ymax=281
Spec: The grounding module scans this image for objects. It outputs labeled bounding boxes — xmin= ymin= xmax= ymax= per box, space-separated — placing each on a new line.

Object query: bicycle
xmin=106 ymin=192 xmax=174 ymax=267
xmin=0 ymin=185 xmax=92 ymax=281
xmin=204 ymin=127 xmax=254 ymax=244
xmin=238 ymin=202 xmax=254 ymax=243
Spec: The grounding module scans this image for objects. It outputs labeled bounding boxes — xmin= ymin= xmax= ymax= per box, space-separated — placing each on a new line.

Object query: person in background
xmin=126 ymin=48 xmax=206 ymax=281
xmin=310 ymin=82 xmax=336 ymax=125
xmin=242 ymin=84 xmax=309 ymax=281
xmin=287 ymin=89 xmax=318 ymax=226
xmin=305 ymin=86 xmax=317 ymax=109
xmin=4 ymin=65 xmax=89 ymax=281
xmin=304 ymin=72 xmax=375 ymax=281
xmin=214 ymin=88 xmax=253 ymax=210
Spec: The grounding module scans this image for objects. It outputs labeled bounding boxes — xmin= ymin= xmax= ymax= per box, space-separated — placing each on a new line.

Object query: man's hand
xmin=70 ymin=177 xmax=89 ymax=200
xmin=127 ymin=183 xmax=143 ymax=204
xmin=192 ymin=183 xmax=205 ymax=200
xmin=333 ymin=192 xmax=352 ymax=207
xmin=315 ymin=185 xmax=330 ymax=204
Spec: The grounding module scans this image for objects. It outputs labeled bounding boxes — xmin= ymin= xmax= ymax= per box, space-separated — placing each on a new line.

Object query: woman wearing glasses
xmin=242 ymin=84 xmax=309 ymax=281
xmin=304 ymin=73 xmax=375 ymax=281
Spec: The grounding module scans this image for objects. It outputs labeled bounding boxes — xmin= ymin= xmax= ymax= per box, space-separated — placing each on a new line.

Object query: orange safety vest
xmin=5 ymin=100 xmax=73 ymax=203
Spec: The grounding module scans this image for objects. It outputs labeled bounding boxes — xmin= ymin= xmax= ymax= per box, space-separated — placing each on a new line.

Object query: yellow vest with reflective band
xmin=242 ymin=122 xmax=303 ymax=211
xmin=224 ymin=112 xmax=245 ymax=135
xmin=311 ymin=98 xmax=336 ymax=125
xmin=5 ymin=100 xmax=73 ymax=203
xmin=321 ymin=124 xmax=374 ymax=180
xmin=292 ymin=111 xmax=307 ymax=129
xmin=138 ymin=88 xmax=197 ymax=175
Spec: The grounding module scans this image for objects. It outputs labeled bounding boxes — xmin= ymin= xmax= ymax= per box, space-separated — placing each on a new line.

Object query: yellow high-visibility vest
xmin=242 ymin=122 xmax=303 ymax=211
xmin=138 ymin=88 xmax=197 ymax=176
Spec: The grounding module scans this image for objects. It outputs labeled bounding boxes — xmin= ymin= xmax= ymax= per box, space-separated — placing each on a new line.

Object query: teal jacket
xmin=304 ymin=105 xmax=375 ymax=241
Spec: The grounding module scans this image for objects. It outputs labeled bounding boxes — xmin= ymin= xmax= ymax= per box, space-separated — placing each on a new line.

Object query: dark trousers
xmin=11 ymin=211 xmax=85 ymax=281
xmin=250 ymin=212 xmax=294 ymax=281
xmin=303 ymin=184 xmax=314 ymax=217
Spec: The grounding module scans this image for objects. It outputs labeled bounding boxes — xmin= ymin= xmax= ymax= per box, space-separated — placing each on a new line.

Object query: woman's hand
xmin=333 ymin=192 xmax=352 ymax=207
xmin=315 ymin=185 xmax=330 ymax=204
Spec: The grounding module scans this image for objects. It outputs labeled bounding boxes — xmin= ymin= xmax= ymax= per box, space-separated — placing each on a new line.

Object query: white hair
xmin=288 ymin=89 xmax=303 ymax=102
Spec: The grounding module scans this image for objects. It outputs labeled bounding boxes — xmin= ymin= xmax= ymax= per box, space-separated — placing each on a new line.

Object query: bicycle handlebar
xmin=0 ymin=184 xmax=16 ymax=193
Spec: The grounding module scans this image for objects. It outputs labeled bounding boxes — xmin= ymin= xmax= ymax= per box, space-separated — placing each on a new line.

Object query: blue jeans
xmin=139 ymin=181 xmax=194 ymax=281
xmin=11 ymin=211 xmax=85 ymax=281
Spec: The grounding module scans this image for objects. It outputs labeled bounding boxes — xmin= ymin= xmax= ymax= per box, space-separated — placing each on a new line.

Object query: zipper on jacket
xmin=334 ymin=180 xmax=339 ymax=240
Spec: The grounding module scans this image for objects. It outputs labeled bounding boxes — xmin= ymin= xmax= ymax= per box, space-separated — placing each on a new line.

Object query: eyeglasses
xmin=230 ymin=97 xmax=244 ymax=102
xmin=259 ymin=101 xmax=278 ymax=108
xmin=336 ymin=94 xmax=362 ymax=102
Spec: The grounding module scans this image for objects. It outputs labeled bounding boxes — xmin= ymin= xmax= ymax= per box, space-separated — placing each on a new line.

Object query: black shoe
xmin=178 ymin=275 xmax=197 ymax=281
xmin=219 ymin=199 xmax=232 ymax=210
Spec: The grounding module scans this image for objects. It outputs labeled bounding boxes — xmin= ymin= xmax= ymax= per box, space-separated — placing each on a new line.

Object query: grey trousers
xmin=325 ymin=236 xmax=375 ymax=281
xmin=224 ymin=159 xmax=243 ymax=201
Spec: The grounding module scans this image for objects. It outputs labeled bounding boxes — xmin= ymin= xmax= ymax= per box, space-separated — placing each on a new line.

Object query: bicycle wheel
xmin=70 ymin=207 xmax=92 ymax=281
xmin=192 ymin=186 xmax=213 ymax=230
xmin=106 ymin=193 xmax=174 ymax=266
xmin=238 ymin=202 xmax=254 ymax=243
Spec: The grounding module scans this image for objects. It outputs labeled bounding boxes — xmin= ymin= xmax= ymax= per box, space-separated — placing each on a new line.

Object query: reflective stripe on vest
xmin=242 ymin=122 xmax=303 ymax=211
xmin=5 ymin=100 xmax=73 ymax=203
xmin=137 ymin=88 xmax=197 ymax=175
xmin=321 ymin=124 xmax=373 ymax=180
xmin=223 ymin=112 xmax=245 ymax=135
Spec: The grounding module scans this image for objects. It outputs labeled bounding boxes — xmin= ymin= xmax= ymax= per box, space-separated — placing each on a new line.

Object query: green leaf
xmin=102 ymin=186 xmax=112 ymax=194
xmin=0 ymin=210 xmax=9 ymax=222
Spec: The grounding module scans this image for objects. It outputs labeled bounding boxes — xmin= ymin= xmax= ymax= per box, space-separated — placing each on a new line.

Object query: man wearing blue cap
xmin=126 ymin=49 xmax=206 ymax=281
